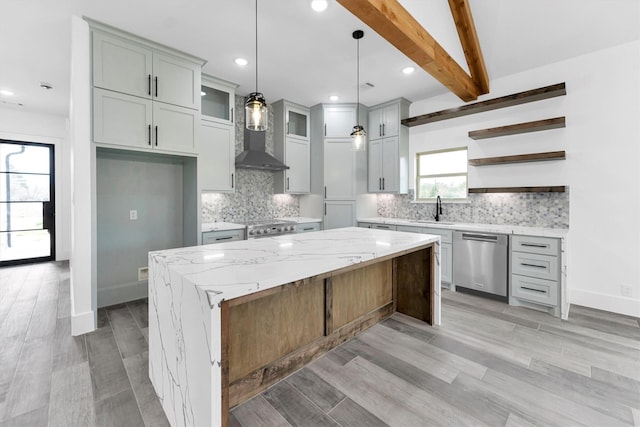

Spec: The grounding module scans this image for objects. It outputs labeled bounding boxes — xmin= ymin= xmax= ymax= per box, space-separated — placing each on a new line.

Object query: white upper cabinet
xmin=323 ymin=106 xmax=356 ymax=138
xmin=92 ymin=29 xmax=201 ymax=110
xmin=201 ymin=75 xmax=236 ymax=125
xmin=93 ymin=88 xmax=153 ymax=149
xmin=152 ymin=102 xmax=197 ymax=153
xmin=274 ymin=100 xmax=310 ymax=194
xmin=199 ymin=120 xmax=235 ymax=192
xmin=367 ymin=99 xmax=410 ymax=194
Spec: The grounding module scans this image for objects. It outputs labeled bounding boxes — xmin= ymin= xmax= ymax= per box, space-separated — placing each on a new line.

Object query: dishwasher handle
xmin=461 ymin=233 xmax=499 ymax=243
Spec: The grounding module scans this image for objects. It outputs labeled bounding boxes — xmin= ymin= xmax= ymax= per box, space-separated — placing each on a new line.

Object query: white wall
xmin=409 ymin=41 xmax=640 ymax=317
xmin=0 ymin=107 xmax=71 ymax=261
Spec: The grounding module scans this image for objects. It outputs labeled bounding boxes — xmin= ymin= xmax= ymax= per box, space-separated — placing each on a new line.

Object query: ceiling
xmin=1 ymin=0 xmax=638 ymax=117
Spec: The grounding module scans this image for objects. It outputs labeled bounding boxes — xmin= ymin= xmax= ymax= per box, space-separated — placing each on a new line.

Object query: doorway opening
xmin=0 ymin=139 xmax=55 ymax=266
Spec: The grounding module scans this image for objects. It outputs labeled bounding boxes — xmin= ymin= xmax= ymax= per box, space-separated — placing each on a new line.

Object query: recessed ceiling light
xmin=0 ymin=89 xmax=15 ymax=96
xmin=402 ymin=66 xmax=415 ymax=75
xmin=201 ymin=91 xmax=207 ymax=96
xmin=311 ymin=0 xmax=328 ymax=12
xmin=329 ymin=95 xmax=339 ymax=101
xmin=235 ymin=58 xmax=248 ymax=66
xmin=40 ymin=82 xmax=53 ymax=90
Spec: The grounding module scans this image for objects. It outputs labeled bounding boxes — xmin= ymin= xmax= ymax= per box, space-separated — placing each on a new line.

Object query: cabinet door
xmin=152 ymin=52 xmax=200 ymax=110
xmin=324 ymin=201 xmax=355 ymax=230
xmin=381 ymin=136 xmax=399 ymax=192
xmin=324 ymin=139 xmax=355 ymax=199
xmin=286 ymin=106 xmax=310 ymax=140
xmin=201 ymin=81 xmax=234 ymax=125
xmin=153 ymin=103 xmax=197 ymax=154
xmin=441 ymin=242 xmax=453 ymax=284
xmin=93 ymin=32 xmax=152 ymax=99
xmin=93 ymin=88 xmax=152 ymax=149
xmin=382 ymin=104 xmax=400 ymax=137
xmin=285 ymin=138 xmax=310 ymax=193
xmin=199 ymin=121 xmax=235 ymax=192
xmin=368 ymin=108 xmax=383 ymax=140
xmin=324 ymin=107 xmax=356 ymax=138
xmin=367 ymin=139 xmax=382 ymax=192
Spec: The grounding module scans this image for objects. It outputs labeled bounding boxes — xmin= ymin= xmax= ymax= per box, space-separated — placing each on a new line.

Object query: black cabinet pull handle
xmin=379 ymin=178 xmax=382 ymax=190
xmin=521 ymin=262 xmax=546 ymax=269
xmin=230 ymin=108 xmax=234 ymax=123
xmin=324 ymin=203 xmax=327 ymax=215
xmin=382 ymin=123 xmax=385 ymax=136
xmin=148 ymin=75 xmax=151 ymax=96
xmin=155 ymin=126 xmax=158 ymax=146
xmin=215 ymin=236 xmax=233 ymax=241
xmin=231 ymin=173 xmax=234 ymax=188
xmin=382 ymin=177 xmax=385 ymax=190
xmin=154 ymin=76 xmax=158 ymax=97
xmin=324 ymin=123 xmax=327 ymax=136
xmin=521 ymin=243 xmax=548 ymax=248
xmin=324 ymin=186 xmax=327 ymax=198
xmin=521 ymin=286 xmax=547 ymax=294
xmin=148 ymin=124 xmax=151 ymax=145
xmin=287 ymin=177 xmax=290 ymax=190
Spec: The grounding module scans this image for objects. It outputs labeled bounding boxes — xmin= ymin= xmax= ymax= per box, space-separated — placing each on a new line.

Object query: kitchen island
xmin=148 ymin=227 xmax=440 ymax=427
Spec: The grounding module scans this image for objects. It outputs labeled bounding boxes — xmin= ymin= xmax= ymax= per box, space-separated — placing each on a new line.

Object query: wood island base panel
xmin=148 ymin=227 xmax=440 ymax=427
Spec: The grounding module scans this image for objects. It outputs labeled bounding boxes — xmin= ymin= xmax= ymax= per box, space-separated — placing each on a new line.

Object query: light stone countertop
xmin=201 ymin=222 xmax=246 ymax=232
xmin=358 ymin=217 xmax=569 ymax=238
xmin=277 ymin=216 xmax=323 ymax=224
xmin=150 ymin=227 xmax=438 ymax=306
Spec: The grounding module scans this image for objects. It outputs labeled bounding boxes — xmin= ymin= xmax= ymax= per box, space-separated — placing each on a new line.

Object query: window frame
xmin=415 ymin=146 xmax=468 ymax=202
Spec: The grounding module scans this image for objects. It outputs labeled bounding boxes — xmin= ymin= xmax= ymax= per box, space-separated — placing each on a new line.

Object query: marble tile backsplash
xmin=377 ymin=190 xmax=569 ymax=228
xmin=201 ymin=95 xmax=300 ymax=223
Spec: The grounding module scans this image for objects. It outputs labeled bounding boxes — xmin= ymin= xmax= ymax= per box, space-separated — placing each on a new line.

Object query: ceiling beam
xmin=448 ymin=0 xmax=489 ymax=94
xmin=337 ymin=0 xmax=481 ymax=101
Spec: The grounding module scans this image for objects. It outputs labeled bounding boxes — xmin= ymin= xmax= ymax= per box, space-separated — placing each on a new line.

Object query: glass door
xmin=0 ymin=140 xmax=55 ymax=266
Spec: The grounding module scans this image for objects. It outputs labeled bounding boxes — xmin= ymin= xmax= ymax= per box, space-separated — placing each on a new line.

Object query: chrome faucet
xmin=434 ymin=195 xmax=443 ymax=222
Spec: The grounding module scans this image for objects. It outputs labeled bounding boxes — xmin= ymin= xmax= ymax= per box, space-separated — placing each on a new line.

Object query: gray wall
xmin=96 ymin=149 xmax=185 ymax=306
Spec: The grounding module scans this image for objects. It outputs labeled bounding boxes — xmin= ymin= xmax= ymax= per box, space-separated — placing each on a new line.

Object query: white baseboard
xmin=97 ymin=281 xmax=148 ymax=308
xmin=569 ymin=288 xmax=640 ymax=318
xmin=71 ymin=310 xmax=96 ymax=336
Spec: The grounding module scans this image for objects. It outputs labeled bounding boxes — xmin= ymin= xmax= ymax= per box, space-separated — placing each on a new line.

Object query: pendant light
xmin=350 ymin=30 xmax=366 ymax=151
xmin=245 ymin=0 xmax=268 ymax=131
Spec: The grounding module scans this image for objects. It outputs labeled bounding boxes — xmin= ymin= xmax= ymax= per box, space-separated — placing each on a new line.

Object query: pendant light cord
xmin=356 ymin=35 xmax=359 ymax=119
xmin=255 ymin=0 xmax=259 ymax=92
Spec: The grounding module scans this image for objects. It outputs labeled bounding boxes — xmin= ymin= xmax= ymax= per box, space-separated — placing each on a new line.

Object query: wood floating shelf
xmin=469 ymin=186 xmax=566 ymax=194
xmin=402 ymin=82 xmax=566 ymax=127
xmin=468 ymin=150 xmax=566 ymax=167
xmin=468 ymin=117 xmax=566 ymax=140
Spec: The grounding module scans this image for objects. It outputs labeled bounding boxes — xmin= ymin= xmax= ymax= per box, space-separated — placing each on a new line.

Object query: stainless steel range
xmin=243 ymin=219 xmax=297 ymax=239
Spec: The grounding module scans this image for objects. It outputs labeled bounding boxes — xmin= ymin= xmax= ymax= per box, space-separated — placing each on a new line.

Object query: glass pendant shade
xmin=351 ymin=125 xmax=366 ymax=151
xmin=245 ymin=92 xmax=268 ymax=131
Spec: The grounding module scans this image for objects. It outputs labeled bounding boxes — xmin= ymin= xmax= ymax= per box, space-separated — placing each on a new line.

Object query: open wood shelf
xmin=468 ymin=117 xmax=566 ymax=140
xmin=469 ymin=186 xmax=566 ymax=194
xmin=401 ymin=82 xmax=566 ymax=127
xmin=468 ymin=150 xmax=566 ymax=166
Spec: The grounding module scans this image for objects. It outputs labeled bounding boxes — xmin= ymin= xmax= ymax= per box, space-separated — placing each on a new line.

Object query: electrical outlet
xmin=138 ymin=267 xmax=149 ymax=281
xmin=621 ymin=284 xmax=633 ymax=297
xmin=129 ymin=210 xmax=138 ymax=220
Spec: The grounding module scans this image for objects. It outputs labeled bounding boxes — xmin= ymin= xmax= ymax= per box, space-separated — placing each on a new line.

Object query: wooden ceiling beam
xmin=448 ymin=0 xmax=490 ymax=94
xmin=337 ymin=0 xmax=480 ymax=102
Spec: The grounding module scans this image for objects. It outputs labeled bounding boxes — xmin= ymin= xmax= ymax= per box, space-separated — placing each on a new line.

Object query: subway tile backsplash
xmin=377 ymin=190 xmax=569 ymax=228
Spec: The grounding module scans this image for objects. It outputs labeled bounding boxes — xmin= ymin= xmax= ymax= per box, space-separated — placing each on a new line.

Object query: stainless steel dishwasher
xmin=453 ymin=231 xmax=509 ymax=298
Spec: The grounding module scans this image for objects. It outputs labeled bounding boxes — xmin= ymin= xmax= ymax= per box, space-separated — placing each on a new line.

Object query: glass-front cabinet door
xmin=201 ymin=75 xmax=237 ymax=125
xmin=286 ymin=105 xmax=309 ymax=140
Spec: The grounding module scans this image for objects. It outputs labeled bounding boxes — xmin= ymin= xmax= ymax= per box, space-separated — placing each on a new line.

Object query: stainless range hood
xmin=235 ymin=129 xmax=289 ymax=171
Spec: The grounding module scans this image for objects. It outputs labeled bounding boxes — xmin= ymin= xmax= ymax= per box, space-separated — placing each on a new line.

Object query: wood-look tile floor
xmin=1 ymin=262 xmax=639 ymax=426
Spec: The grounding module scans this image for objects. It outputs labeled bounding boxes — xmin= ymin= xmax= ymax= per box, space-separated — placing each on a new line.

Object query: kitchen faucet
xmin=434 ymin=195 xmax=443 ymax=222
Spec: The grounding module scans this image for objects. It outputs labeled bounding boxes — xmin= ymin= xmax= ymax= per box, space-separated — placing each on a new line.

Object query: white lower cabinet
xmin=324 ymin=201 xmax=355 ymax=230
xmin=199 ymin=120 xmax=235 ymax=192
xmin=93 ymin=87 xmax=197 ymax=154
xmin=424 ymin=227 xmax=453 ymax=285
xmin=510 ymin=234 xmax=561 ymax=317
xmin=296 ymin=222 xmax=321 ymax=233
xmin=202 ymin=229 xmax=245 ymax=245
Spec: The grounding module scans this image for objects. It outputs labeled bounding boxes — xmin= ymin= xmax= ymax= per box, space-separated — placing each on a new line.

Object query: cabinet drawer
xmin=396 ymin=225 xmax=423 ymax=234
xmin=202 ymin=229 xmax=245 ymax=244
xmin=423 ymin=227 xmax=453 ymax=244
xmin=511 ymin=252 xmax=558 ymax=281
xmin=512 ymin=235 xmax=559 ymax=256
xmin=512 ymin=274 xmax=558 ymax=307
xmin=296 ymin=222 xmax=320 ymax=233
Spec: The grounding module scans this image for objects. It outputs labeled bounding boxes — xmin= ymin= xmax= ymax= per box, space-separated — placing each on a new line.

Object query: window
xmin=416 ymin=147 xmax=467 ymax=201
